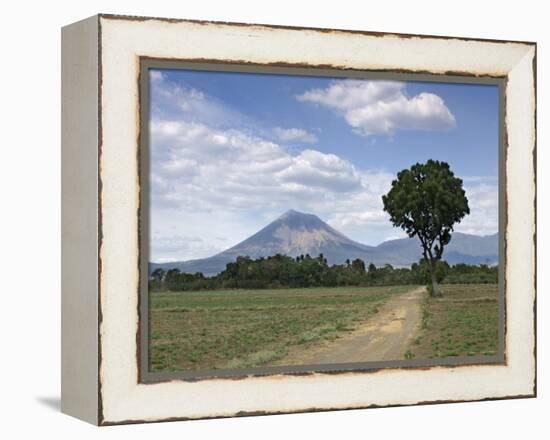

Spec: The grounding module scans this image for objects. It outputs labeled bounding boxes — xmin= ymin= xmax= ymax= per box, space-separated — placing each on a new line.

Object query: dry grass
xmin=408 ymin=283 xmax=499 ymax=359
xmin=149 ymin=285 xmax=411 ymax=372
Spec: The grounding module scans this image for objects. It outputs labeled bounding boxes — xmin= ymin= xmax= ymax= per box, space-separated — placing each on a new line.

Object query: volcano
xmin=150 ymin=210 xmax=498 ymax=276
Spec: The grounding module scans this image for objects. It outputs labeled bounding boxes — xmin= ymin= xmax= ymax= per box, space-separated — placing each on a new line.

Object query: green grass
xmin=149 ymin=285 xmax=411 ymax=372
xmin=407 ymin=283 xmax=499 ymax=359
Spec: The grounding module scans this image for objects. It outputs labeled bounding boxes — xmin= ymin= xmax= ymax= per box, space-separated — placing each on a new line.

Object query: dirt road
xmin=278 ymin=286 xmax=425 ymax=365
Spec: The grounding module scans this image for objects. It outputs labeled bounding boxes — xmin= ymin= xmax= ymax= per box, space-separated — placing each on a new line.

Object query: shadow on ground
xmin=36 ymin=396 xmax=61 ymax=412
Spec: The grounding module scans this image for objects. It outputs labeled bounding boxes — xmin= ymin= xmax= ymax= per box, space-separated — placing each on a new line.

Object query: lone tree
xmin=382 ymin=160 xmax=469 ymax=297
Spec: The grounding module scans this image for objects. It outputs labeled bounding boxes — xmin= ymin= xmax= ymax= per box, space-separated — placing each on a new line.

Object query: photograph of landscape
xmin=145 ymin=67 xmax=500 ymax=373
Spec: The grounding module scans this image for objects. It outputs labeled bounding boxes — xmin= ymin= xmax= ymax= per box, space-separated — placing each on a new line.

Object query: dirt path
xmin=277 ymin=286 xmax=426 ymax=365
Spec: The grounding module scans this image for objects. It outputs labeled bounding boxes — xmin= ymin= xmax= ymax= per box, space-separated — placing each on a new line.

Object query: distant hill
xmin=151 ymin=210 xmax=498 ymax=276
xmin=376 ymin=231 xmax=498 ymax=266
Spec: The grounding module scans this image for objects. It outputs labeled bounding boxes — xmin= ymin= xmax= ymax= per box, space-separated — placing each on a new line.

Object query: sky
xmin=148 ymin=68 xmax=499 ymax=263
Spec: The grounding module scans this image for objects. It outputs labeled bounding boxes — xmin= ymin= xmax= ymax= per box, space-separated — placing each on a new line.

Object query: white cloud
xmin=321 ymin=170 xmax=395 ymax=237
xmin=276 ymin=150 xmax=361 ymax=192
xmin=273 ymin=127 xmax=318 ymax=143
xmin=150 ymin=70 xmax=164 ymax=82
xmin=150 ymin=120 xmax=363 ymax=214
xmin=296 ymin=79 xmax=456 ymax=136
xmin=149 ymin=70 xmax=251 ymax=129
xmin=455 ymin=184 xmax=499 ymax=236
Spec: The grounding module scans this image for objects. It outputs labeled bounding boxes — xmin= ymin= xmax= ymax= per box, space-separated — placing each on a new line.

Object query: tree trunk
xmin=429 ymin=262 xmax=442 ymax=297
xmin=430 ymin=271 xmax=442 ymax=297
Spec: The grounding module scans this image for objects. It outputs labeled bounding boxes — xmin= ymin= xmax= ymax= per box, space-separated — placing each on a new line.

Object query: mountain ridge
xmin=151 ymin=210 xmax=498 ymax=276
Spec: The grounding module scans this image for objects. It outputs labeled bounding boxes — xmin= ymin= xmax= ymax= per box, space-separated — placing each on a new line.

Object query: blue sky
xmin=148 ymin=68 xmax=499 ymax=263
xmin=158 ymin=70 xmax=498 ymax=177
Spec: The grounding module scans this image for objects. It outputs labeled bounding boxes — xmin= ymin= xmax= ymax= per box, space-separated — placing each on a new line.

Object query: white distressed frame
xmin=66 ymin=14 xmax=536 ymax=425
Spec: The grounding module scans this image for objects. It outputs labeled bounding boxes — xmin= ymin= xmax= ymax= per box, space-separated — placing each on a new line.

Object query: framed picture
xmin=61 ymin=14 xmax=536 ymax=425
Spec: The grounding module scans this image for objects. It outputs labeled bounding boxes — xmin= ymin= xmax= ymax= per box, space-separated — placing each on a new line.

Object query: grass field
xmin=407 ymin=283 xmax=499 ymax=359
xmin=149 ymin=285 xmax=411 ymax=372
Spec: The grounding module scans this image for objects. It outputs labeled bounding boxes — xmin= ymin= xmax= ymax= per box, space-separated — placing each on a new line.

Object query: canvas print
xmin=146 ymin=68 xmax=501 ymax=374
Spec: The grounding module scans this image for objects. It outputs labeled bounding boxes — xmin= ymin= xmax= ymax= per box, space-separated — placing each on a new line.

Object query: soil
xmin=276 ymin=286 xmax=425 ymax=365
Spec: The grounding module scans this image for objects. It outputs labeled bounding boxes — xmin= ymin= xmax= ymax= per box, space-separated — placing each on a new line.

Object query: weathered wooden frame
xmin=61 ymin=14 xmax=536 ymax=425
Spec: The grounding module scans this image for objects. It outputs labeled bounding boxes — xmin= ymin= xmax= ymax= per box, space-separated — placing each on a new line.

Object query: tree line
xmin=149 ymin=253 xmax=498 ymax=292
